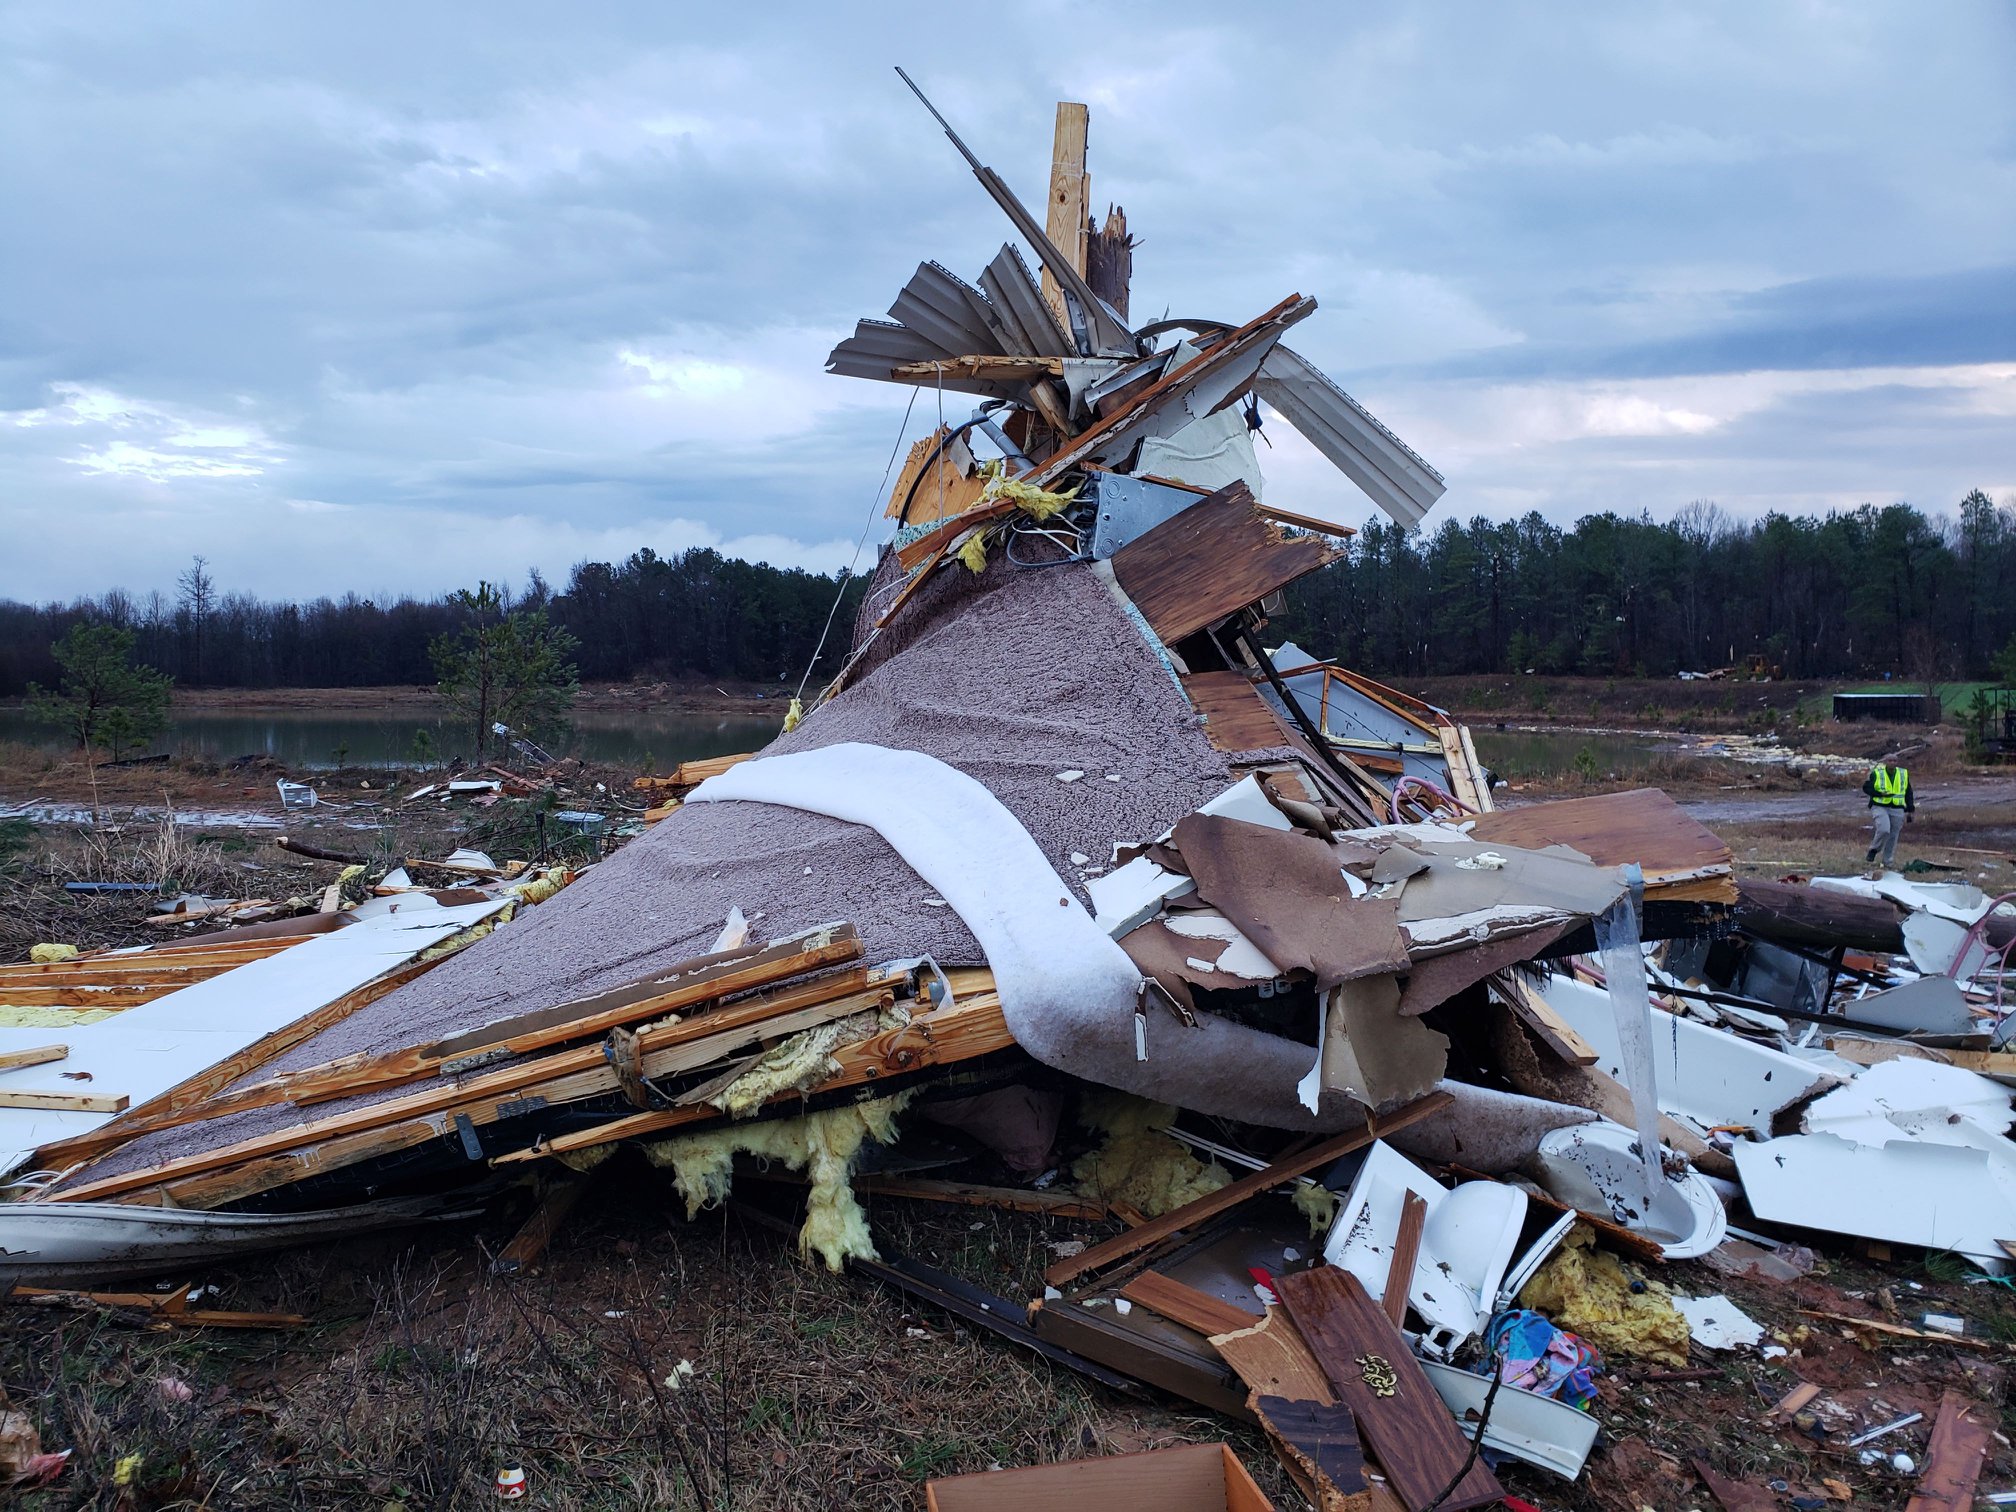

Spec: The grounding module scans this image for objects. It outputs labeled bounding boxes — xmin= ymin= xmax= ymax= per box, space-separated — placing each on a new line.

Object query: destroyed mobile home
xmin=7 ymin=87 xmax=2016 ymax=1509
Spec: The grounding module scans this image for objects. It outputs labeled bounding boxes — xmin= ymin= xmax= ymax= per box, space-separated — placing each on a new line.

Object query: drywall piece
xmin=0 ymin=897 xmax=508 ymax=1179
xmin=1541 ymin=974 xmax=1840 ymax=1137
xmin=1733 ymin=1132 xmax=2016 ymax=1270
xmin=1195 ymin=774 xmax=1296 ymax=832
xmin=1801 ymin=1057 xmax=2014 ymax=1147
xmin=1418 ymin=1359 xmax=1599 ymax=1481
xmin=1675 ymin=1293 xmax=1764 ymax=1351
xmin=1088 ymin=857 xmax=1196 ymax=938
xmin=1162 ymin=914 xmax=1280 ymax=980
xmin=1530 ymin=1121 xmax=1729 ymax=1260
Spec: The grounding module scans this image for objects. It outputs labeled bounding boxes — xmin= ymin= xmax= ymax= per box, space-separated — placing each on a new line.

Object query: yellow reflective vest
xmin=1871 ymin=765 xmax=1909 ymax=806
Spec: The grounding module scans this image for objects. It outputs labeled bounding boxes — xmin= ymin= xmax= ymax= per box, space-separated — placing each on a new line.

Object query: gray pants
xmin=1869 ymin=806 xmax=1906 ymax=866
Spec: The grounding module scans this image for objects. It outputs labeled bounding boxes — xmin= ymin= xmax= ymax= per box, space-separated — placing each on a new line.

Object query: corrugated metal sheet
xmin=1252 ymin=347 xmax=1445 ymax=530
xmin=981 ymin=245 xmax=1072 ymax=359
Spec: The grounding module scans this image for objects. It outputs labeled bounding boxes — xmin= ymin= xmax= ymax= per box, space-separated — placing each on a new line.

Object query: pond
xmin=0 ymin=705 xmax=786 ymax=771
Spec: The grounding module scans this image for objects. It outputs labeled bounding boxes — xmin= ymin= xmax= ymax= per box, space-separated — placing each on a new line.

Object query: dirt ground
xmin=4 ymin=718 xmax=2015 ymax=1509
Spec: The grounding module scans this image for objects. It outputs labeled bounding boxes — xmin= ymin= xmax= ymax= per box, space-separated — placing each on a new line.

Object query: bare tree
xmin=177 ymin=555 xmax=216 ymax=681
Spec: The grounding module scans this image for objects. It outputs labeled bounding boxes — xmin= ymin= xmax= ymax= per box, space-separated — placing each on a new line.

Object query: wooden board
xmin=1904 ymin=1390 xmax=1993 ymax=1512
xmin=1275 ymin=1267 xmax=1502 ymax=1512
xmin=1489 ymin=971 xmax=1600 ymax=1066
xmin=1037 ymin=101 xmax=1089 ymax=335
xmin=1181 ymin=671 xmax=1296 ymax=753
xmin=925 ymin=1440 xmax=1273 ymax=1512
xmin=0 ymin=1090 xmax=128 ymax=1114
xmin=1255 ymin=1397 xmax=1370 ymax=1512
xmin=0 ymin=1045 xmax=67 ymax=1074
xmin=1043 ymin=1092 xmax=1453 ymax=1289
xmin=1123 ymin=1272 xmax=1261 ymax=1339
xmin=492 ymin=1172 xmax=593 ymax=1276
xmin=1211 ymin=1311 xmax=1388 ymax=1512
xmin=1467 ymin=788 xmax=1734 ymax=901
xmin=882 ymin=425 xmax=992 ymax=524
xmin=1382 ymin=1195 xmax=1426 ymax=1329
xmin=1110 ymin=482 xmax=1340 ymax=648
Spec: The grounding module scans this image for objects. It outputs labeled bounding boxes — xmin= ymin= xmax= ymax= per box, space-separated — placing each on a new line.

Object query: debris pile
xmin=5 ymin=87 xmax=2015 ymax=1510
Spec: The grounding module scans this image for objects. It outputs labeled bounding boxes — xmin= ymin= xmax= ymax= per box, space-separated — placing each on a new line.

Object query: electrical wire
xmin=792 ymin=387 xmax=921 ymax=705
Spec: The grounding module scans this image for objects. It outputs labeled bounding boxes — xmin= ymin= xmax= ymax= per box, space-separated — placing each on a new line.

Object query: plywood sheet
xmin=1182 ymin=671 xmax=1296 ymax=753
xmin=1111 ymin=482 xmax=1340 ymax=646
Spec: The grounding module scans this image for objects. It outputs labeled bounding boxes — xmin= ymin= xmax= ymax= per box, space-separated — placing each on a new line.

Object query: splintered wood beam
xmin=43 ymin=971 xmax=887 ymax=1207
xmin=494 ymin=981 xmax=1014 ymax=1164
xmin=1085 ymin=204 xmax=1132 ymax=322
xmin=891 ymin=356 xmax=1064 ymax=382
xmin=1039 ymin=101 xmax=1090 ymax=337
xmin=1042 ymin=1091 xmax=1454 ymax=1289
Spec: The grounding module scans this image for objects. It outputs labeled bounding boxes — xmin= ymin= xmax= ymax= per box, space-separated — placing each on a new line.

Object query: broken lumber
xmin=492 ymin=1173 xmax=593 ymax=1276
xmin=0 ymin=1089 xmax=127 ymax=1114
xmin=1276 ymin=1266 xmax=1502 ymax=1511
xmin=41 ymin=927 xmax=866 ymax=1161
xmin=1904 ymin=1390 xmax=1993 ymax=1512
xmin=7 ymin=1286 xmax=305 ymax=1329
xmin=46 ymin=977 xmax=893 ymax=1207
xmin=495 ymin=975 xmax=1015 ymax=1162
xmin=1043 ymin=1091 xmax=1453 ymax=1289
xmin=31 ymin=952 xmax=449 ymax=1170
xmin=0 ymin=1045 xmax=67 ymax=1074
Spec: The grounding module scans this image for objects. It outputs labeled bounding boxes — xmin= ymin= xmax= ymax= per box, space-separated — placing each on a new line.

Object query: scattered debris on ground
xmin=2 ymin=89 xmax=2014 ymax=1512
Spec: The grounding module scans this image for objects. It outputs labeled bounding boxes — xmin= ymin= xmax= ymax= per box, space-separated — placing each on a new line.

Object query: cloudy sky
xmin=4 ymin=3 xmax=2012 ymax=604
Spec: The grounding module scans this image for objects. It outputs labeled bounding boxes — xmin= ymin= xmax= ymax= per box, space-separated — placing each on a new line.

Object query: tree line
xmin=0 ymin=547 xmax=869 ymax=697
xmin=1275 ymin=492 xmax=2016 ymax=681
xmin=2 ymin=492 xmax=2012 ymax=698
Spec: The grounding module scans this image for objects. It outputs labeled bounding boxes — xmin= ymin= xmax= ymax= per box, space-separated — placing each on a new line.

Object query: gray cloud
xmin=3 ymin=1 xmax=2012 ymax=603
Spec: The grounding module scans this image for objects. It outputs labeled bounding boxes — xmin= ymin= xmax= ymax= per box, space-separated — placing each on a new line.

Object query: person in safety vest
xmin=1862 ymin=754 xmax=1914 ymax=870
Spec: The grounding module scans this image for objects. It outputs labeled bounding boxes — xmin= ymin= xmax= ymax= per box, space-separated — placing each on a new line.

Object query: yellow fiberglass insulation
xmin=1518 ymin=1224 xmax=1690 ymax=1368
xmin=0 ymin=1004 xmax=119 ymax=1028
xmin=707 ymin=1002 xmax=906 ymax=1119
xmin=1291 ymin=1181 xmax=1341 ymax=1237
xmin=1070 ymin=1092 xmax=1230 ymax=1218
xmin=28 ymin=944 xmax=78 ymax=963
xmin=643 ymin=1091 xmax=915 ymax=1271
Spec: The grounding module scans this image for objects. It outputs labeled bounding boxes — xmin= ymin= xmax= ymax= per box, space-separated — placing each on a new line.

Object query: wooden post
xmin=1086 ymin=205 xmax=1133 ymax=322
xmin=1039 ymin=102 xmax=1090 ymax=337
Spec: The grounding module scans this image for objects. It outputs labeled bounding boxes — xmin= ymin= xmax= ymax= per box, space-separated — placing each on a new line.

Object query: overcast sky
xmin=4 ymin=3 xmax=2012 ymax=604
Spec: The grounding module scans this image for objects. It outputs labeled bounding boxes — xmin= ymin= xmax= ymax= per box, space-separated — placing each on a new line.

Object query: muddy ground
xmin=2 ymin=722 xmax=2014 ymax=1509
